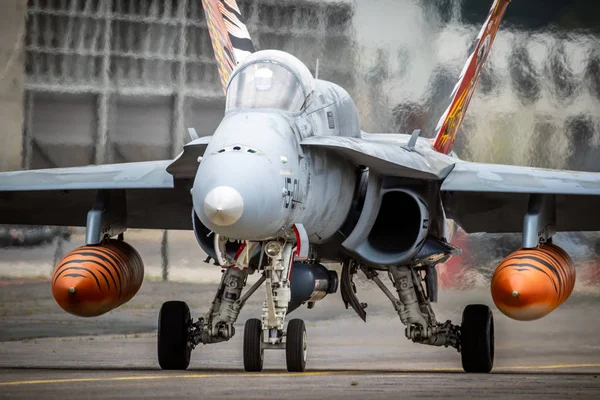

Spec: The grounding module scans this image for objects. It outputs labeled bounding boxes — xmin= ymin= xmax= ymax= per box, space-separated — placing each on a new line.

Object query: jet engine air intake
xmin=369 ymin=191 xmax=423 ymax=253
xmin=491 ymin=244 xmax=576 ymax=321
xmin=52 ymin=240 xmax=144 ymax=317
xmin=342 ymin=175 xmax=429 ymax=267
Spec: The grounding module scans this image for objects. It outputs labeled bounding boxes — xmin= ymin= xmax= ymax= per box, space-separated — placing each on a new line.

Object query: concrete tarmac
xmin=1 ymin=279 xmax=600 ymax=399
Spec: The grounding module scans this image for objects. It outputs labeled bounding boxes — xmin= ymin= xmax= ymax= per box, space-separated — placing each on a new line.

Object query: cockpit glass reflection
xmin=226 ymin=62 xmax=307 ymax=112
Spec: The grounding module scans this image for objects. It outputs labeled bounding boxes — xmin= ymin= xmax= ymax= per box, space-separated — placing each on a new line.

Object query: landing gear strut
xmin=345 ymin=261 xmax=494 ymax=373
xmin=253 ymin=241 xmax=307 ymax=372
xmin=157 ymin=239 xmax=309 ymax=372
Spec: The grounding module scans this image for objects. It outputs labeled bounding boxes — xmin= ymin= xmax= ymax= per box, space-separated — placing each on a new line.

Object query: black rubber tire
xmin=461 ymin=304 xmax=494 ymax=373
xmin=286 ymin=319 xmax=307 ymax=372
xmin=243 ymin=318 xmax=264 ymax=372
xmin=327 ymin=270 xmax=339 ymax=294
xmin=157 ymin=301 xmax=192 ymax=370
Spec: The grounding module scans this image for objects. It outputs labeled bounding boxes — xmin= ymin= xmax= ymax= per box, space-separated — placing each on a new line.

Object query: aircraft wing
xmin=441 ymin=161 xmax=600 ymax=196
xmin=0 ymin=161 xmax=193 ymax=230
xmin=301 ymin=135 xmax=454 ymax=180
xmin=440 ymin=161 xmax=600 ymax=233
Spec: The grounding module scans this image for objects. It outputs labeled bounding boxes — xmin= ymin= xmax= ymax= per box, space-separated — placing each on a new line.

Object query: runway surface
xmin=1 ymin=279 xmax=600 ymax=398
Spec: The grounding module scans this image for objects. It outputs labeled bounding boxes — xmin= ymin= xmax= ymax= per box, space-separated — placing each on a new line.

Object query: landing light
xmin=265 ymin=241 xmax=282 ymax=258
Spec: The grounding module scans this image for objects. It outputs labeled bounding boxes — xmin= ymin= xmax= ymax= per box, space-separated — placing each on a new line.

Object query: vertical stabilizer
xmin=201 ymin=0 xmax=256 ymax=93
xmin=432 ymin=0 xmax=510 ymax=154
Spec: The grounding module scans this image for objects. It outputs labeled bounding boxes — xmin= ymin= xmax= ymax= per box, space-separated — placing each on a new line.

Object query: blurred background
xmin=0 ymin=0 xmax=598 ymax=288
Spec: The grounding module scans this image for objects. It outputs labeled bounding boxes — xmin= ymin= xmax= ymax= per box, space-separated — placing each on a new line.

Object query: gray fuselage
xmin=192 ymin=80 xmax=361 ymax=243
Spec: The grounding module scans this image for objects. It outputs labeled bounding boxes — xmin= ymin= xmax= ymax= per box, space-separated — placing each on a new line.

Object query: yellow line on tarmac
xmin=502 ymin=363 xmax=600 ymax=370
xmin=2 ymin=365 xmax=600 ymax=387
xmin=0 ymin=371 xmax=333 ymax=387
xmin=424 ymin=364 xmax=600 ymax=372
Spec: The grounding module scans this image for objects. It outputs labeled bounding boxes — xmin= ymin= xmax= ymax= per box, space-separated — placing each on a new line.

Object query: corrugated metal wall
xmin=23 ymin=0 xmax=355 ymax=169
xmin=0 ymin=0 xmax=26 ymax=172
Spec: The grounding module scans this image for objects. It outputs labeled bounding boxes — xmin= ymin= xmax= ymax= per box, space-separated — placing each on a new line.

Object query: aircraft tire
xmin=243 ymin=318 xmax=264 ymax=372
xmin=157 ymin=301 xmax=191 ymax=370
xmin=461 ymin=304 xmax=494 ymax=373
xmin=286 ymin=319 xmax=307 ymax=372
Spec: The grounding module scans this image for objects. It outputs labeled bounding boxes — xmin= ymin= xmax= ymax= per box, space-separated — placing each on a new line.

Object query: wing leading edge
xmin=442 ymin=162 xmax=600 ymax=196
xmin=441 ymin=161 xmax=600 ymax=233
xmin=0 ymin=161 xmax=174 ymax=191
xmin=301 ymin=134 xmax=455 ymax=180
xmin=0 ymin=161 xmax=193 ymax=230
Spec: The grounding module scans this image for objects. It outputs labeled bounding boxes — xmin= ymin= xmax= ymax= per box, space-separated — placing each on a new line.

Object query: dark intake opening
xmin=368 ymin=191 xmax=421 ymax=253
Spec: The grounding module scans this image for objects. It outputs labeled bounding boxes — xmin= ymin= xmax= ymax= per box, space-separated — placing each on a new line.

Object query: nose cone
xmin=203 ymin=186 xmax=244 ymax=227
xmin=192 ymin=156 xmax=291 ymax=240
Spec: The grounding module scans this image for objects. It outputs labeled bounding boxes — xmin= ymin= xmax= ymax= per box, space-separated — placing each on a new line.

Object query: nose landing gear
xmin=243 ymin=317 xmax=308 ymax=373
xmin=157 ymin=239 xmax=310 ymax=372
xmin=243 ymin=241 xmax=308 ymax=372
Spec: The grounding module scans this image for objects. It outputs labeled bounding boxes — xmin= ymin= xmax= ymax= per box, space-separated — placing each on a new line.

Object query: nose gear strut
xmin=160 ymin=237 xmax=310 ymax=373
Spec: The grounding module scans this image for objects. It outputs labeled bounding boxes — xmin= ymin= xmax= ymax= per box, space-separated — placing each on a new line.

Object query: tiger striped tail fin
xmin=200 ymin=0 xmax=256 ymax=94
xmin=432 ymin=0 xmax=510 ymax=154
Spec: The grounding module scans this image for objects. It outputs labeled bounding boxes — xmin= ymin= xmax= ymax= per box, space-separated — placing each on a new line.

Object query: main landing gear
xmin=461 ymin=304 xmax=494 ymax=373
xmin=157 ymin=301 xmax=192 ymax=370
xmin=157 ymin=239 xmax=309 ymax=372
xmin=341 ymin=260 xmax=494 ymax=373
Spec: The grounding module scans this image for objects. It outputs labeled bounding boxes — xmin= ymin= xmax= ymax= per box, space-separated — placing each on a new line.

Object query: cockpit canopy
xmin=226 ymin=50 xmax=315 ymax=112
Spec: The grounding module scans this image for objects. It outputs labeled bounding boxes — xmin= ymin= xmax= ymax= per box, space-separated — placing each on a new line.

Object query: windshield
xmin=226 ymin=62 xmax=307 ymax=112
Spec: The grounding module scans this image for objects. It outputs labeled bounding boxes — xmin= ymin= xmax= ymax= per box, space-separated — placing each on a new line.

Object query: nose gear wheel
xmin=286 ymin=319 xmax=307 ymax=372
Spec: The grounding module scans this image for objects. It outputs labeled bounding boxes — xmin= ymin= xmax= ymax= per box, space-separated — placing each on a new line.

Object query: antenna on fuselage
xmin=315 ymin=58 xmax=319 ymax=79
xmin=405 ymin=129 xmax=421 ymax=152
xmin=188 ymin=128 xmax=199 ymax=141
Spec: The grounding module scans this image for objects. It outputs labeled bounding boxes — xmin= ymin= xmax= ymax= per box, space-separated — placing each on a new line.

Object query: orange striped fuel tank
xmin=491 ymin=244 xmax=575 ymax=321
xmin=52 ymin=240 xmax=144 ymax=317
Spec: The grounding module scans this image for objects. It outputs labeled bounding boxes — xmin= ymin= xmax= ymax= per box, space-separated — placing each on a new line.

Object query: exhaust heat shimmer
xmin=491 ymin=244 xmax=575 ymax=321
xmin=52 ymin=240 xmax=144 ymax=317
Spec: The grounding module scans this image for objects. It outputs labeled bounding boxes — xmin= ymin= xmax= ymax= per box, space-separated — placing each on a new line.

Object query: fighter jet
xmin=1 ymin=0 xmax=599 ymax=373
